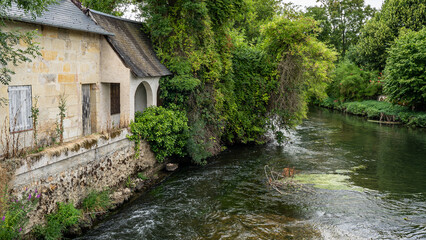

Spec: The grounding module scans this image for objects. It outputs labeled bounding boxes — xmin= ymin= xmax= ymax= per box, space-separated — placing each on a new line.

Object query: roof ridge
xmin=5 ymin=0 xmax=113 ymax=36
xmin=89 ymin=9 xmax=143 ymax=25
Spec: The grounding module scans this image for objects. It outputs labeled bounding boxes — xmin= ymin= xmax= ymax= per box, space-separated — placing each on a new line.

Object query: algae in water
xmin=292 ymin=173 xmax=363 ymax=191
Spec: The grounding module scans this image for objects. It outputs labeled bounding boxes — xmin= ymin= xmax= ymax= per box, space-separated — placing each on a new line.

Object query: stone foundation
xmin=8 ymin=128 xmax=161 ymax=228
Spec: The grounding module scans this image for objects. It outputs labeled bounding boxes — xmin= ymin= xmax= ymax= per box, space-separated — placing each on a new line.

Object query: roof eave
xmin=7 ymin=16 xmax=115 ymax=36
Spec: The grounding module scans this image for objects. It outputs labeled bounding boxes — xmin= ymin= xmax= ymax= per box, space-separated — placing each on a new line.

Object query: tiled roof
xmin=89 ymin=10 xmax=171 ymax=77
xmin=4 ymin=0 xmax=113 ymax=36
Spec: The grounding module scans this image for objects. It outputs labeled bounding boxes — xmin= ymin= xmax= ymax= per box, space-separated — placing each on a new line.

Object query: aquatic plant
xmin=292 ymin=173 xmax=363 ymax=192
xmin=265 ymin=165 xmax=364 ymax=194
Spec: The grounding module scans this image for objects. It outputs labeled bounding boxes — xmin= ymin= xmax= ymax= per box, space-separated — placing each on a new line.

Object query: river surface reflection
xmin=77 ymin=107 xmax=426 ymax=239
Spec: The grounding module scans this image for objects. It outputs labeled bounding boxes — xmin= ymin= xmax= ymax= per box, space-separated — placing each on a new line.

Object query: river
xmin=77 ymin=107 xmax=426 ymax=239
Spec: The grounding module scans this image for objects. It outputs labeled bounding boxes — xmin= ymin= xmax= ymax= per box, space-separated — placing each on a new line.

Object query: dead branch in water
xmin=264 ymin=165 xmax=312 ymax=194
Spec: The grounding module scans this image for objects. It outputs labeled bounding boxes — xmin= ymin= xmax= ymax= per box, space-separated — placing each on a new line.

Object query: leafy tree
xmin=305 ymin=6 xmax=332 ymax=44
xmin=261 ymin=15 xmax=337 ymax=127
xmin=129 ymin=0 xmax=336 ymax=161
xmin=327 ymin=60 xmax=382 ymax=101
xmin=233 ymin=0 xmax=282 ymax=43
xmin=137 ymin=0 xmax=243 ymax=159
xmin=0 ymin=0 xmax=57 ymax=105
xmin=80 ymin=0 xmax=131 ymax=16
xmin=306 ymin=0 xmax=375 ymax=58
xmin=355 ymin=0 xmax=426 ymax=70
xmin=384 ymin=28 xmax=426 ymax=110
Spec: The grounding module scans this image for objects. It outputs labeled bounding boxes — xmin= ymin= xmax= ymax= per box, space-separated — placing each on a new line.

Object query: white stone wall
xmin=130 ymin=75 xmax=160 ymax=120
xmin=11 ymin=129 xmax=159 ymax=218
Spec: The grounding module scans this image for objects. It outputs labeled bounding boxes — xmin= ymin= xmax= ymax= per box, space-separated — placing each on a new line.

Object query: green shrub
xmin=228 ymin=45 xmax=273 ymax=143
xmin=342 ymin=100 xmax=426 ymax=127
xmin=316 ymin=97 xmax=343 ymax=110
xmin=317 ymin=98 xmax=426 ymax=127
xmin=0 ymin=189 xmax=40 ymax=239
xmin=137 ymin=173 xmax=149 ymax=180
xmin=129 ymin=106 xmax=189 ymax=162
xmin=328 ymin=60 xmax=383 ymax=101
xmin=125 ymin=176 xmax=134 ymax=188
xmin=34 ymin=202 xmax=81 ymax=240
xmin=384 ymin=28 xmax=426 ymax=110
xmin=159 ymin=75 xmax=201 ymax=107
xmin=81 ymin=190 xmax=111 ymax=214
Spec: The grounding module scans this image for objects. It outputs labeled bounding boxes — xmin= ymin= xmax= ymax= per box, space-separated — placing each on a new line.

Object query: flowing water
xmin=78 ymin=108 xmax=426 ymax=239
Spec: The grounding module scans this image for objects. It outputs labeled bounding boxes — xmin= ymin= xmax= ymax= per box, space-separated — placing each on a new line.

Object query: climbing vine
xmin=131 ymin=0 xmax=336 ymax=162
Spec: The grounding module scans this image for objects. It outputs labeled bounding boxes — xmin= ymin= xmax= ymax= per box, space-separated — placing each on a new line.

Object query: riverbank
xmin=76 ymin=108 xmax=426 ymax=239
xmin=64 ymin=166 xmax=171 ymax=238
xmin=316 ymin=98 xmax=426 ymax=127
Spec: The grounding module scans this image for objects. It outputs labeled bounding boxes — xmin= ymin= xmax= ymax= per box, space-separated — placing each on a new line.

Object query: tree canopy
xmin=384 ymin=28 xmax=426 ymax=110
xmin=305 ymin=0 xmax=375 ymax=58
xmin=354 ymin=0 xmax=426 ymax=70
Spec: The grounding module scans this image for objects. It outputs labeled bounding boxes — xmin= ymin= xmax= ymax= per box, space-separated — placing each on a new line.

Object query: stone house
xmin=0 ymin=0 xmax=170 ymax=155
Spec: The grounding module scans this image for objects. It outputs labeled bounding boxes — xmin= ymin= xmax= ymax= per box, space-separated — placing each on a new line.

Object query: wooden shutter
xmin=8 ymin=86 xmax=32 ymax=132
xmin=110 ymin=83 xmax=120 ymax=115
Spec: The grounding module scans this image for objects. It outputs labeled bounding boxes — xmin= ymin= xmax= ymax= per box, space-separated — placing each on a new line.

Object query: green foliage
xmin=133 ymin=0 xmax=336 ymax=156
xmin=159 ymin=75 xmax=200 ymax=107
xmin=261 ymin=15 xmax=337 ymax=127
xmin=34 ymin=202 xmax=81 ymax=240
xmin=225 ymin=45 xmax=274 ymax=143
xmin=354 ymin=0 xmax=426 ymax=70
xmin=317 ymin=98 xmax=426 ymax=127
xmin=80 ymin=0 xmax=130 ymax=16
xmin=0 ymin=189 xmax=40 ymax=239
xmin=129 ymin=107 xmax=189 ymax=162
xmin=384 ymin=28 xmax=426 ymax=110
xmin=125 ymin=176 xmax=134 ymax=188
xmin=56 ymin=94 xmax=67 ymax=144
xmin=137 ymin=172 xmax=148 ymax=180
xmin=31 ymin=96 xmax=40 ymax=147
xmin=0 ymin=0 xmax=57 ymax=18
xmin=185 ymin=119 xmax=212 ymax=165
xmin=234 ymin=0 xmax=282 ymax=43
xmin=0 ymin=30 xmax=41 ymax=86
xmin=305 ymin=6 xmax=332 ymax=44
xmin=81 ymin=190 xmax=111 ymax=213
xmin=139 ymin=0 xmax=237 ymax=157
xmin=328 ymin=60 xmax=383 ymax=101
xmin=306 ymin=0 xmax=375 ymax=58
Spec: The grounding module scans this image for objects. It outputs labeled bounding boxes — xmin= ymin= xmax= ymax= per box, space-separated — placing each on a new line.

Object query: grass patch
xmin=137 ymin=172 xmax=149 ymax=181
xmin=81 ymin=189 xmax=111 ymax=213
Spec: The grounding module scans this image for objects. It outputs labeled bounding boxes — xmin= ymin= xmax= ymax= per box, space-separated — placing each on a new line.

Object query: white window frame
xmin=8 ymin=85 xmax=33 ymax=133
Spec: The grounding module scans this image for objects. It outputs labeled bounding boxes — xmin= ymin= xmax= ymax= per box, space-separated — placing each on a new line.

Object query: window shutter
xmin=8 ymin=86 xmax=32 ymax=132
xmin=110 ymin=83 xmax=120 ymax=115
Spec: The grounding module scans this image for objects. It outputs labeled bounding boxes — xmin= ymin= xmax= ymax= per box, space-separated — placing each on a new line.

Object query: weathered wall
xmin=0 ymin=21 xmax=102 ymax=152
xmin=99 ymin=38 xmax=131 ymax=129
xmin=10 ymin=129 xmax=159 ymax=225
xmin=0 ymin=20 xmax=162 ymax=162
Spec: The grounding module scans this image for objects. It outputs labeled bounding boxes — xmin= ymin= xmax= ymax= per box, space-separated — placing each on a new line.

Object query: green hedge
xmin=317 ymin=98 xmax=426 ymax=127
